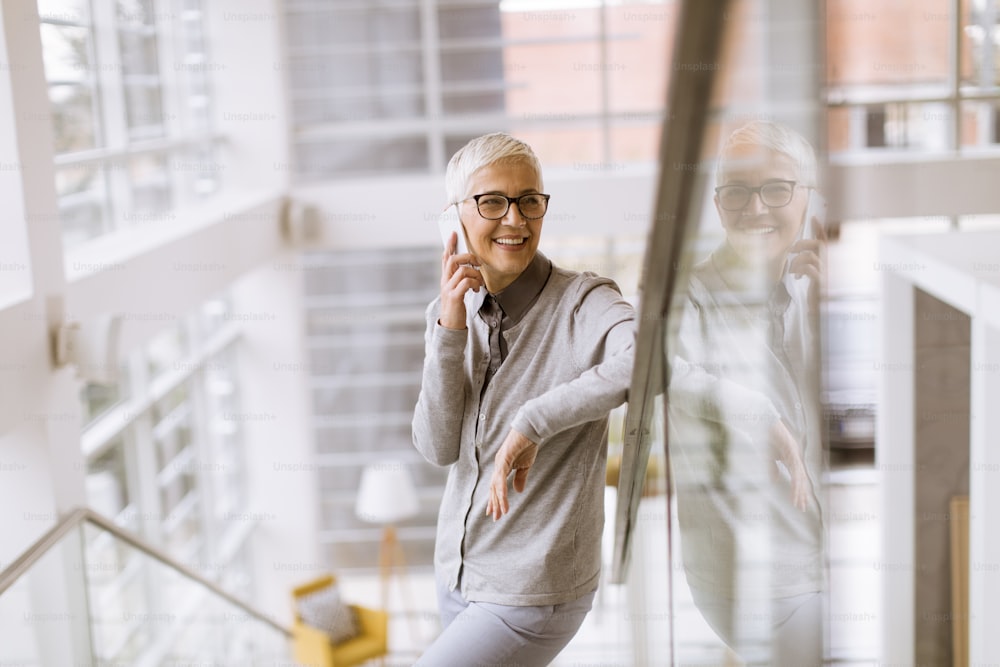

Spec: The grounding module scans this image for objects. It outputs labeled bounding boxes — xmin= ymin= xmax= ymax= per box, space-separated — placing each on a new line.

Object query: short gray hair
xmin=445 ymin=132 xmax=543 ymax=204
xmin=716 ymin=121 xmax=818 ymax=188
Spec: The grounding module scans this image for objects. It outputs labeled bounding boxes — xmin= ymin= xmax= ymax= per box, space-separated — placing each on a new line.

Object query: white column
xmin=232 ymin=248 xmax=320 ymax=625
xmin=878 ymin=262 xmax=916 ymax=666
xmin=968 ymin=282 xmax=1000 ymax=664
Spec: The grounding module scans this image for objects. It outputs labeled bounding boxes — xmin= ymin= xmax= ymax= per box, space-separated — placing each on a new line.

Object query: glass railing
xmin=611 ymin=0 xmax=829 ymax=665
xmin=0 ymin=508 xmax=291 ymax=666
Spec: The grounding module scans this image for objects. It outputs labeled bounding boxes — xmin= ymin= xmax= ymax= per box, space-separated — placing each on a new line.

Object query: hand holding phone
xmin=437 ymin=203 xmax=482 ymax=329
xmin=800 ymin=190 xmax=827 ymax=241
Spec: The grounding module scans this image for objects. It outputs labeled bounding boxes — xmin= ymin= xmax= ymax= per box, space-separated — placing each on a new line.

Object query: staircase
xmin=0 ymin=507 xmax=293 ymax=666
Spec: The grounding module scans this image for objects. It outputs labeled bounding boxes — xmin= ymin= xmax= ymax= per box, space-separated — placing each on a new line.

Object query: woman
xmin=412 ymin=132 xmax=635 ymax=666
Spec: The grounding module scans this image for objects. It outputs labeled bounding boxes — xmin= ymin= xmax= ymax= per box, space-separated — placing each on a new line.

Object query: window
xmin=80 ymin=295 xmax=249 ymax=583
xmin=281 ymin=0 xmax=674 ymax=180
xmin=302 ymin=247 xmax=443 ymax=568
xmin=37 ymin=0 xmax=220 ymax=249
xmin=827 ymin=0 xmax=1000 ymax=155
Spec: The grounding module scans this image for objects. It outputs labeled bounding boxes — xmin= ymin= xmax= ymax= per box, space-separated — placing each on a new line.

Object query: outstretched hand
xmin=486 ymin=429 xmax=539 ymax=521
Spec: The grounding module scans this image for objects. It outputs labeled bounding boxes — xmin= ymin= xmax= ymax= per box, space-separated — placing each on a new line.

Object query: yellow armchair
xmin=291 ymin=574 xmax=389 ymax=667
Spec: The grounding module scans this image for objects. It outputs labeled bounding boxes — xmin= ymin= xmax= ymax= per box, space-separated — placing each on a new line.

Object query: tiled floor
xmin=343 ymin=455 xmax=881 ymax=666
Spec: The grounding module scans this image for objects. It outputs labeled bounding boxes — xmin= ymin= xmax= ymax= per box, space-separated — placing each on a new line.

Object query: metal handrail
xmin=0 ymin=506 xmax=290 ymax=637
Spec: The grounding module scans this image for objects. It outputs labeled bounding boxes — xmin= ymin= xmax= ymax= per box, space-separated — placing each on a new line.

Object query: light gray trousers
xmin=413 ymin=577 xmax=596 ymax=667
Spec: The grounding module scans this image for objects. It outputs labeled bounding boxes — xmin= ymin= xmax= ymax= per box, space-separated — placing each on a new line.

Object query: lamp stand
xmin=378 ymin=524 xmax=421 ymax=648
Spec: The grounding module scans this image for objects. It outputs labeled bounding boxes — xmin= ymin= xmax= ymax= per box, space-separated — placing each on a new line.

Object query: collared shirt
xmin=478 ymin=252 xmax=552 ymax=392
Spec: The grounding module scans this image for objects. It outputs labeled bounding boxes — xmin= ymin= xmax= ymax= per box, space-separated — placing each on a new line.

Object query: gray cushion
xmin=297 ymin=586 xmax=361 ymax=645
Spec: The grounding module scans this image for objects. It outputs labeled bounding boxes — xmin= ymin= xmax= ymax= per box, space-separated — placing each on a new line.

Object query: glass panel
xmin=961 ymin=0 xmax=999 ymax=88
xmin=313 ymin=382 xmax=418 ymax=416
xmin=94 ymin=521 xmax=289 ymax=665
xmin=304 ymin=248 xmax=443 ymax=569
xmin=606 ymin=2 xmax=675 ymax=116
xmin=296 ymin=89 xmax=426 ymax=124
xmin=118 ymin=30 xmax=160 ymax=77
xmin=146 ymin=326 xmax=189 ymax=380
xmin=196 ymin=295 xmax=233 ymax=339
xmin=829 ymin=102 xmax=955 ymax=154
xmin=500 ymin=7 xmax=603 ymax=117
xmin=961 ymin=99 xmax=1000 ymax=148
xmin=40 ymin=23 xmax=92 ymax=83
xmin=442 ymin=88 xmax=505 ymax=115
xmin=123 ymin=84 xmax=165 ymax=138
xmin=37 ymin=0 xmax=91 ymax=23
xmin=309 ymin=342 xmax=425 ymax=376
xmin=49 ymin=84 xmax=98 ymax=153
xmin=204 ymin=347 xmax=247 ymax=535
xmin=826 ymin=0 xmax=952 ymax=90
xmin=116 ymin=0 xmax=156 ymax=26
xmin=315 ymin=421 xmax=418 ymax=456
xmin=659 ymin=1 xmax=827 ymax=663
xmin=174 ymin=146 xmax=222 ymax=198
xmin=128 ymin=153 xmax=172 ymax=214
xmin=290 ymin=52 xmax=424 ymax=91
xmin=439 ymin=5 xmax=501 ymax=40
xmin=441 ymin=50 xmax=503 ymax=87
xmin=506 ymin=123 xmax=605 ymax=167
xmin=286 ymin=4 xmax=421 ymax=47
xmin=609 ymin=121 xmax=664 ymax=165
xmin=0 ymin=525 xmax=92 ymax=666
xmin=57 ymin=164 xmax=111 ymax=248
xmin=86 ymin=437 xmax=131 ymax=520
xmin=40 ymin=0 xmax=218 ymax=247
xmin=294 ymin=136 xmax=429 ymax=178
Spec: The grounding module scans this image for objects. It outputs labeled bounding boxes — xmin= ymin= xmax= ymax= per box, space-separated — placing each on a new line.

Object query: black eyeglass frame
xmin=713 ymin=180 xmax=806 ymax=211
xmin=457 ymin=193 xmax=552 ymax=220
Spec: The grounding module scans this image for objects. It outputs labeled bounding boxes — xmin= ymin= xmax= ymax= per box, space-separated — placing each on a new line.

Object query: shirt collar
xmin=485 ymin=251 xmax=552 ymax=325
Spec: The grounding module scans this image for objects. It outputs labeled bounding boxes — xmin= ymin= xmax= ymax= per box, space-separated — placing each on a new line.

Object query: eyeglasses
xmin=459 ymin=193 xmax=551 ymax=220
xmin=714 ymin=180 xmax=800 ymax=211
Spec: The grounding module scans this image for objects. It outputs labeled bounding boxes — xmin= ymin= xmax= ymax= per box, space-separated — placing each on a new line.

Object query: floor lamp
xmin=355 ymin=460 xmax=421 ymax=644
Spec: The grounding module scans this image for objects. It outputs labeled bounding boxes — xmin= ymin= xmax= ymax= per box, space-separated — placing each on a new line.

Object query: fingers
xmin=788 ymin=238 xmax=822 ymax=255
xmin=486 ymin=430 xmax=538 ymax=521
xmin=438 ymin=258 xmax=484 ymax=330
xmin=486 ymin=465 xmax=509 ymax=521
xmin=788 ymin=251 xmax=822 ymax=282
xmin=441 ymin=252 xmax=483 ymax=294
xmin=791 ymin=473 xmax=811 ymax=511
xmin=512 ymin=467 xmax=530 ymax=493
xmin=486 ymin=445 xmax=512 ymax=521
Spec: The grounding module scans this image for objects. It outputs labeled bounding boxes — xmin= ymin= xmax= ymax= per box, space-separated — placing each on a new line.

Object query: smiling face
xmin=459 ymin=160 xmax=544 ymax=293
xmin=714 ymin=144 xmax=809 ymax=267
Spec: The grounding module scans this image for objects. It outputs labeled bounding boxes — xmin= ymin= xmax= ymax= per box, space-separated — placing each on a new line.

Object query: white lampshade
xmin=355 ymin=460 xmax=420 ymax=525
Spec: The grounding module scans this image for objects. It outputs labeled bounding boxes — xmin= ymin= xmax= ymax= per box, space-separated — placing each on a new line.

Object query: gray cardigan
xmin=412 ymin=259 xmax=635 ymax=606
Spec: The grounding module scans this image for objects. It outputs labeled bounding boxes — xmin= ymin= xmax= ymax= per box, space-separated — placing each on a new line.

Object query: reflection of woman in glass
xmin=668 ymin=121 xmax=825 ymax=665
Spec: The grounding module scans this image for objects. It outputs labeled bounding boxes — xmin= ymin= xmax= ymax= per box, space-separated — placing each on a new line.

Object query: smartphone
xmin=785 ymin=190 xmax=826 ymax=282
xmin=437 ymin=204 xmax=468 ymax=255
xmin=800 ymin=190 xmax=827 ymax=241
